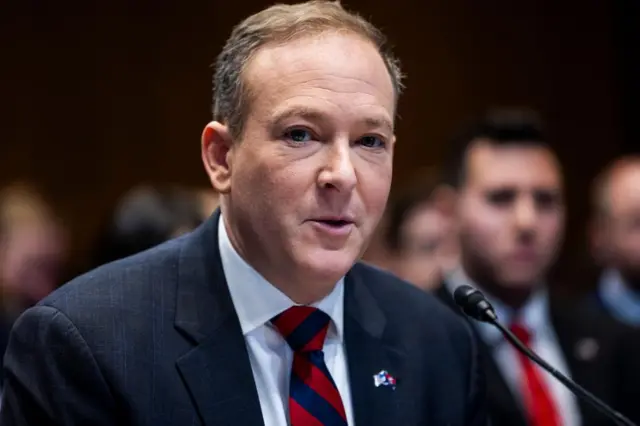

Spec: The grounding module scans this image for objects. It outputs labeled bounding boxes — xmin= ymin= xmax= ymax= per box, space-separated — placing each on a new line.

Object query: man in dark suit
xmin=434 ymin=109 xmax=639 ymax=426
xmin=0 ymin=2 xmax=487 ymax=425
xmin=587 ymin=156 xmax=640 ymax=327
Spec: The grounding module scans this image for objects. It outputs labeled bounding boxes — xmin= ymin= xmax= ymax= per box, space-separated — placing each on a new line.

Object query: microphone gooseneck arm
xmin=490 ymin=318 xmax=636 ymax=426
xmin=453 ymin=285 xmax=637 ymax=426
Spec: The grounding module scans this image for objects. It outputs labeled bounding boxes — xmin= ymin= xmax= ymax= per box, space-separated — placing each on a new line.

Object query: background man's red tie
xmin=509 ymin=322 xmax=561 ymax=426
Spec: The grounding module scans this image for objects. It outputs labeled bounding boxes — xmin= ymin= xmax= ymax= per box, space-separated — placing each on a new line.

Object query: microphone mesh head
xmin=453 ymin=285 xmax=492 ymax=321
xmin=453 ymin=285 xmax=477 ymax=307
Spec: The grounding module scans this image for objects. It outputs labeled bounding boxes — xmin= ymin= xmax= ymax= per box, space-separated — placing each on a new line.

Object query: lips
xmin=315 ymin=219 xmax=352 ymax=227
xmin=307 ymin=216 xmax=355 ymax=237
xmin=310 ymin=217 xmax=355 ymax=227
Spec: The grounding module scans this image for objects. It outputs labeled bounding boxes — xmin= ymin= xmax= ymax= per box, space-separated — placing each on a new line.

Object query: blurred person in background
xmin=589 ymin=155 xmax=640 ymax=327
xmin=91 ymin=185 xmax=203 ymax=268
xmin=379 ymin=177 xmax=459 ymax=291
xmin=193 ymin=188 xmax=220 ymax=221
xmin=435 ymin=109 xmax=640 ymax=426
xmin=0 ymin=183 xmax=67 ymax=384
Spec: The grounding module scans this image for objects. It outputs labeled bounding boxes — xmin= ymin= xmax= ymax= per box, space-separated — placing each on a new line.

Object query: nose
xmin=317 ymin=141 xmax=357 ymax=193
xmin=514 ymin=196 xmax=537 ymax=231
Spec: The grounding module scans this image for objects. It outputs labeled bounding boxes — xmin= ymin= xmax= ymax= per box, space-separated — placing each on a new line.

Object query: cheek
xmin=1 ymin=254 xmax=26 ymax=289
xmin=233 ymin=149 xmax=298 ymax=203
xmin=540 ymin=215 xmax=564 ymax=244
xmin=630 ymin=233 xmax=640 ymax=252
xmin=462 ymin=209 xmax=504 ymax=248
xmin=356 ymin=160 xmax=392 ymax=217
xmin=367 ymin=188 xmax=390 ymax=220
xmin=617 ymin=232 xmax=640 ymax=259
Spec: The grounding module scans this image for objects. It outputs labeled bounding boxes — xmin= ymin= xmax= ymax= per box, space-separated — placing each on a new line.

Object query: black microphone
xmin=453 ymin=284 xmax=637 ymax=426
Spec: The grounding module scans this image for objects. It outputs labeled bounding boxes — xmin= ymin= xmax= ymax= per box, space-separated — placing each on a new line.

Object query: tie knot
xmin=271 ymin=306 xmax=332 ymax=353
xmin=509 ymin=322 xmax=532 ymax=346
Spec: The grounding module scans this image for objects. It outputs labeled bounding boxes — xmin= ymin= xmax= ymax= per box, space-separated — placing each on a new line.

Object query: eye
xmin=283 ymin=128 xmax=313 ymax=144
xmin=534 ymin=190 xmax=561 ymax=210
xmin=416 ymin=239 xmax=440 ymax=254
xmin=358 ymin=135 xmax=386 ymax=149
xmin=486 ymin=189 xmax=516 ymax=206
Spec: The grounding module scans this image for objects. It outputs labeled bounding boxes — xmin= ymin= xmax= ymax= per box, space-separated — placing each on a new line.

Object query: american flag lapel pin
xmin=373 ymin=370 xmax=396 ymax=390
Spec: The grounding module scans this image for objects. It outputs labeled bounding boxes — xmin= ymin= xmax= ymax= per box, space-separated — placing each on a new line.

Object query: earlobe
xmin=201 ymin=121 xmax=234 ymax=194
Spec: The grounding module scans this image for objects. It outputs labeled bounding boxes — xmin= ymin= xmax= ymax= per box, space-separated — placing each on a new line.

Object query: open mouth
xmin=316 ymin=219 xmax=352 ymax=227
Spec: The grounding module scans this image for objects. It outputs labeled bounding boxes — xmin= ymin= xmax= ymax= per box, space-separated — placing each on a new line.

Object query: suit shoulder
xmin=551 ymin=292 xmax=628 ymax=335
xmin=352 ymin=262 xmax=466 ymax=329
xmin=40 ymin=236 xmax=186 ymax=317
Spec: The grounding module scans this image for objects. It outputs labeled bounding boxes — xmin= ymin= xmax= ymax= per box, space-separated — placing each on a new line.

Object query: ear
xmin=201 ymin=121 xmax=234 ymax=194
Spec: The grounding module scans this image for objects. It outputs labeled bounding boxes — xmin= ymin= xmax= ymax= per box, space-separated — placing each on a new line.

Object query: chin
xmin=298 ymin=247 xmax=359 ymax=282
xmin=500 ymin=274 xmax=541 ymax=289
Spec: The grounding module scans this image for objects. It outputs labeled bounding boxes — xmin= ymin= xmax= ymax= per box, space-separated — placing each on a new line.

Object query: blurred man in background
xmin=0 ymin=183 xmax=67 ymax=385
xmin=91 ymin=185 xmax=203 ymax=268
xmin=435 ymin=109 xmax=639 ymax=426
xmin=378 ymin=177 xmax=459 ymax=291
xmin=193 ymin=188 xmax=220 ymax=221
xmin=589 ymin=156 xmax=640 ymax=327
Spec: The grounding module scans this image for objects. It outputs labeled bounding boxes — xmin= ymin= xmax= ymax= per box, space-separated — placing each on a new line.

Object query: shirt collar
xmin=598 ymin=268 xmax=640 ymax=326
xmin=445 ymin=267 xmax=551 ymax=347
xmin=218 ymin=214 xmax=345 ymax=340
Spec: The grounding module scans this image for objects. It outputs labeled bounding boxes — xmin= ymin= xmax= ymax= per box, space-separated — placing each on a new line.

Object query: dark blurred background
xmin=1 ymin=0 xmax=638 ymax=289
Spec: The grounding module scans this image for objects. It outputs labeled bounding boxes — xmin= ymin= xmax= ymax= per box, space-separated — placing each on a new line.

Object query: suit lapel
xmin=344 ymin=268 xmax=406 ymax=426
xmin=549 ymin=299 xmax=607 ymax=426
xmin=434 ymin=284 xmax=529 ymax=426
xmin=174 ymin=212 xmax=264 ymax=426
xmin=483 ymin=354 xmax=528 ymax=426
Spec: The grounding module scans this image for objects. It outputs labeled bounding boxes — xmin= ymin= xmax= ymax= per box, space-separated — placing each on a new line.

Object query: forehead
xmin=465 ymin=140 xmax=562 ymax=189
xmin=608 ymin=164 xmax=640 ymax=212
xmin=243 ymin=32 xmax=395 ymax=123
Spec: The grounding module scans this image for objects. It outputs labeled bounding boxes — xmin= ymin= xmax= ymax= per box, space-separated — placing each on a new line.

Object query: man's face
xmin=601 ymin=164 xmax=640 ymax=281
xmin=457 ymin=141 xmax=565 ymax=289
xmin=204 ymin=32 xmax=395 ymax=300
xmin=0 ymin=223 xmax=67 ymax=305
xmin=393 ymin=203 xmax=457 ymax=291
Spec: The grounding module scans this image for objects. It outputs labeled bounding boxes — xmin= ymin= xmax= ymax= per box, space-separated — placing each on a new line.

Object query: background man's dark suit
xmin=0 ymin=213 xmax=487 ymax=426
xmin=435 ymin=285 xmax=640 ymax=426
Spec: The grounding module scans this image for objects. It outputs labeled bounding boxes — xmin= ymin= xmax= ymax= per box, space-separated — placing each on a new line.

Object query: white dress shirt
xmin=446 ymin=269 xmax=581 ymax=426
xmin=218 ymin=215 xmax=355 ymax=426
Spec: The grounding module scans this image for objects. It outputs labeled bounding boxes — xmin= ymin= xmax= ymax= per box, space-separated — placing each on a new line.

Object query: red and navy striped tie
xmin=271 ymin=306 xmax=348 ymax=426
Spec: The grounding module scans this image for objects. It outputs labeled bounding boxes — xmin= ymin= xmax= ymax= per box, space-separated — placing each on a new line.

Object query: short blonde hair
xmin=212 ymin=0 xmax=404 ymax=139
xmin=0 ymin=183 xmax=54 ymax=235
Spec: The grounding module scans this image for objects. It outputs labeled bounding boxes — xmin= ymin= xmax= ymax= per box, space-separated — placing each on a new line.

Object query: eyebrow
xmin=483 ymin=186 xmax=563 ymax=197
xmin=270 ymin=105 xmax=394 ymax=133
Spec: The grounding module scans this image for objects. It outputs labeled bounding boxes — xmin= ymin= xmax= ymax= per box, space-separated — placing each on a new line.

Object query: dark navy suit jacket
xmin=0 ymin=213 xmax=487 ymax=425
